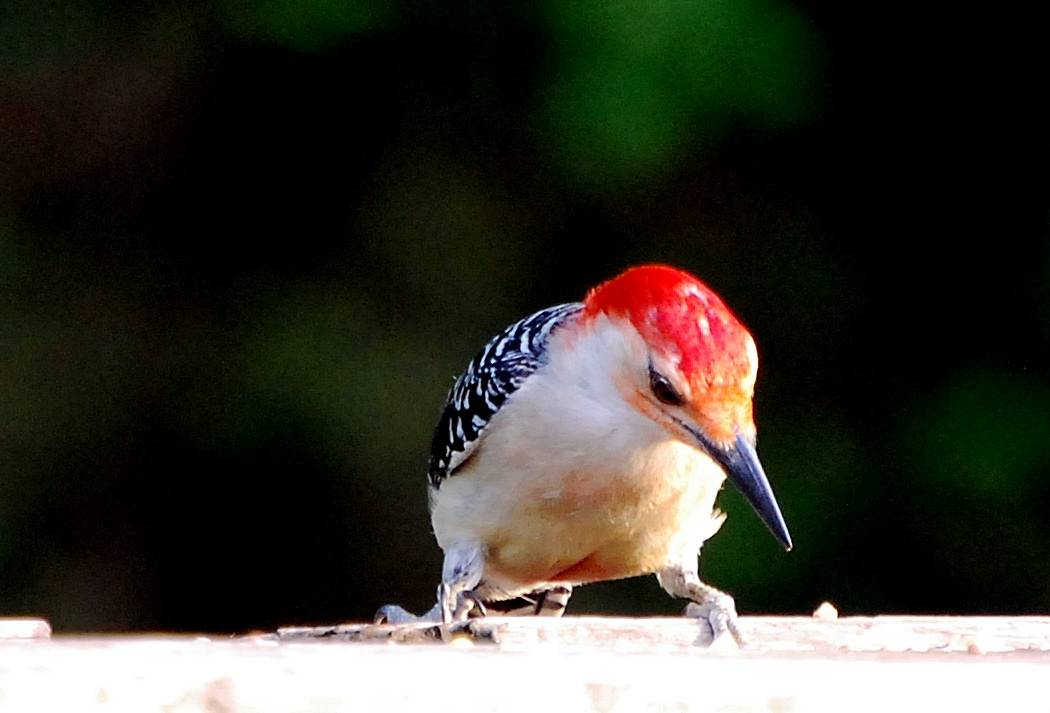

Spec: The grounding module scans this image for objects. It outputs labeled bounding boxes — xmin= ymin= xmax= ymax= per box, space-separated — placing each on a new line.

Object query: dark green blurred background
xmin=2 ymin=1 xmax=1048 ymax=632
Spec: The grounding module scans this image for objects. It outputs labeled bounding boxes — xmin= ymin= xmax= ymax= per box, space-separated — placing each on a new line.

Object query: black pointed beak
xmin=681 ymin=423 xmax=793 ymax=550
xmin=717 ymin=435 xmax=793 ymax=550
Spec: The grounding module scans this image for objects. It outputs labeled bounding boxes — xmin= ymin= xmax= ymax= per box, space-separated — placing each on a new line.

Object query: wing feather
xmin=427 ymin=302 xmax=583 ymax=489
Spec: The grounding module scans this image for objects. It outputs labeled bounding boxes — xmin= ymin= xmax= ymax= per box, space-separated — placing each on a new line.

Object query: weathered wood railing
xmin=2 ymin=615 xmax=1048 ymax=711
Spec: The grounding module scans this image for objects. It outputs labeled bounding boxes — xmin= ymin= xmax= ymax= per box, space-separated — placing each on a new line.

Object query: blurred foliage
xmin=1 ymin=0 xmax=1048 ymax=631
xmin=221 ymin=0 xmax=394 ymax=52
xmin=0 ymin=0 xmax=102 ymax=66
xmin=908 ymin=373 xmax=1050 ymax=501
xmin=540 ymin=0 xmax=820 ymax=187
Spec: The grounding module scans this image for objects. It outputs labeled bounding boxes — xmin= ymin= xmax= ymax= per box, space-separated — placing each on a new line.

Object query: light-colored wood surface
xmin=277 ymin=613 xmax=1050 ymax=654
xmin=2 ymin=616 xmax=1049 ymax=712
xmin=0 ymin=618 xmax=51 ymax=640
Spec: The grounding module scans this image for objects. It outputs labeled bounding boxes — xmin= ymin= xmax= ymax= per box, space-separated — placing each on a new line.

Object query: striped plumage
xmin=428 ymin=302 xmax=583 ymax=489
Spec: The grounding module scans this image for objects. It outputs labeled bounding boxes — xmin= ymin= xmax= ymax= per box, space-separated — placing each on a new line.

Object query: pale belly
xmin=431 ymin=438 xmax=727 ymax=595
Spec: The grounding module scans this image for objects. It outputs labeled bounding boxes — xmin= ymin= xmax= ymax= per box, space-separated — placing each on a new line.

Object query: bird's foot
xmin=657 ymin=566 xmax=744 ymax=648
xmin=685 ymin=592 xmax=743 ymax=648
xmin=437 ymin=585 xmax=489 ymax=640
xmin=373 ymin=602 xmax=441 ymax=625
xmin=438 ymin=584 xmax=484 ymax=622
xmin=458 ymin=591 xmax=488 ymax=618
xmin=373 ymin=589 xmax=484 ymax=624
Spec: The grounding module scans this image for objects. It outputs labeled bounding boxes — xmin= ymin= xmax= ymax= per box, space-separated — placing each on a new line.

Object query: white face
xmin=546 ymin=311 xmax=752 ymax=455
xmin=581 ymin=316 xmax=709 ymax=451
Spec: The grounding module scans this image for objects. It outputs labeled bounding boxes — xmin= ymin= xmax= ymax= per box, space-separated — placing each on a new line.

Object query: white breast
xmin=430 ymin=314 xmax=727 ymax=594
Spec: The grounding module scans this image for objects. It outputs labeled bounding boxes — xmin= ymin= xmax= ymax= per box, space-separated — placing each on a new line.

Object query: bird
xmin=376 ymin=264 xmax=791 ymax=643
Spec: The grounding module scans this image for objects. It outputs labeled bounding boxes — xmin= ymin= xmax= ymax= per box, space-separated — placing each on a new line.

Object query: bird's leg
xmin=533 ymin=584 xmax=573 ymax=616
xmin=374 ymin=542 xmax=486 ymax=628
xmin=657 ymin=565 xmax=743 ymax=646
xmin=438 ymin=541 xmax=486 ymax=633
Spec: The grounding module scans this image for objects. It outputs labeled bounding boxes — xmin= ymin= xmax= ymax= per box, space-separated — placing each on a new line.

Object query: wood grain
xmin=2 ymin=617 xmax=1048 ymax=712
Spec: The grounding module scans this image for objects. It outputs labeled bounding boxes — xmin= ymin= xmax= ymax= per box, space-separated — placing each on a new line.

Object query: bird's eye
xmin=649 ymin=367 xmax=684 ymax=406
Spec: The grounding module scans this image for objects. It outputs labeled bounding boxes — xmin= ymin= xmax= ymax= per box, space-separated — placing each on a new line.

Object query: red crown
xmin=584 ymin=265 xmax=755 ymax=418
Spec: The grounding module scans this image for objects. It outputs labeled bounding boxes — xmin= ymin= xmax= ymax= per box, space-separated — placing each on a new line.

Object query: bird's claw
xmin=458 ymin=590 xmax=488 ymax=618
xmin=374 ymin=600 xmax=443 ymax=625
xmin=374 ymin=604 xmax=420 ymax=625
xmin=439 ymin=584 xmax=487 ymax=622
xmin=685 ymin=592 xmax=744 ymax=647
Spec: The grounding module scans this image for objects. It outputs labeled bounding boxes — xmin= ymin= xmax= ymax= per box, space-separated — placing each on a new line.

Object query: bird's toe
xmin=375 ymin=603 xmax=443 ymax=625
xmin=685 ymin=593 xmax=743 ymax=648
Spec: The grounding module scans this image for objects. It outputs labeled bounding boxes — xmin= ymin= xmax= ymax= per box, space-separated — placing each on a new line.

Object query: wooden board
xmin=2 ymin=616 xmax=1049 ymax=712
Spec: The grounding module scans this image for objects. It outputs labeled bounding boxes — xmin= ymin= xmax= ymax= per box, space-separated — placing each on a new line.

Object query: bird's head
xmin=584 ymin=264 xmax=792 ymax=550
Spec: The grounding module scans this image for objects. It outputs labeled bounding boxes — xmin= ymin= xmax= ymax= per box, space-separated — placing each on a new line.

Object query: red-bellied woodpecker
xmin=376 ymin=264 xmax=792 ymax=644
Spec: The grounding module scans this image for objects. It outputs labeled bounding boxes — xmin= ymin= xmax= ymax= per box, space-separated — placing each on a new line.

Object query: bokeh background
xmin=2 ymin=1 xmax=1048 ymax=632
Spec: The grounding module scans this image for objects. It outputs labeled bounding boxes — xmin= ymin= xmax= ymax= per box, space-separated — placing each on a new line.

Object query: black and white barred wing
xmin=428 ymin=302 xmax=584 ymax=489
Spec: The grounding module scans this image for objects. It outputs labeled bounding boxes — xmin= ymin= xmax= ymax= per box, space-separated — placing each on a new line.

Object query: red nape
xmin=582 ymin=264 xmax=752 ymax=390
